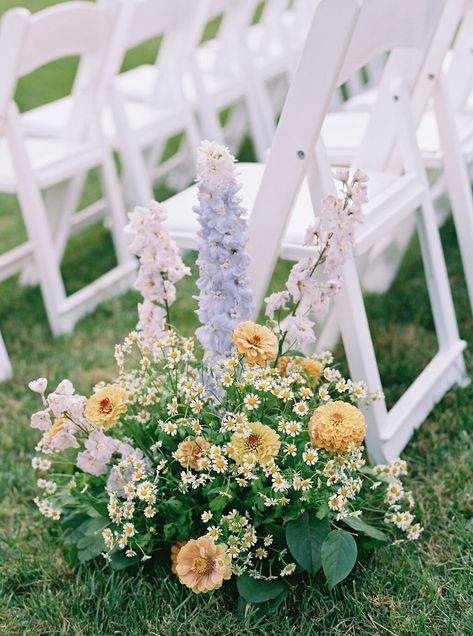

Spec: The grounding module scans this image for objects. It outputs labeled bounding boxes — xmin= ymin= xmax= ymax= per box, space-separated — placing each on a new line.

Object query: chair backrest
xmin=446 ymin=1 xmax=473 ymax=109
xmin=184 ymin=0 xmax=258 ymax=56
xmin=95 ymin=0 xmax=194 ymax=107
xmin=354 ymin=0 xmax=466 ymax=171
xmin=0 ymin=2 xmax=119 ymax=137
xmin=246 ymin=0 xmax=460 ymax=307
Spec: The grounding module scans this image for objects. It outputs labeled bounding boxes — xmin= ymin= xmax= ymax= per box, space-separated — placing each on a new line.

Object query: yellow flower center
xmin=99 ymin=398 xmax=113 ymax=414
xmin=246 ymin=434 xmax=261 ymax=450
xmin=249 ymin=335 xmax=261 ymax=346
xmin=330 ymin=412 xmax=344 ymax=425
xmin=191 ymin=556 xmax=212 ymax=576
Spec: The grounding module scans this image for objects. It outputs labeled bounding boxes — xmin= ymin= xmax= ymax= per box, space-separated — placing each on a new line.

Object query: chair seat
xmin=115 ymin=50 xmax=248 ymax=111
xmin=322 ymin=108 xmax=473 ymax=168
xmin=165 ymin=161 xmax=421 ymax=259
xmin=20 ymin=94 xmax=190 ymax=151
xmin=0 ymin=135 xmax=103 ymax=193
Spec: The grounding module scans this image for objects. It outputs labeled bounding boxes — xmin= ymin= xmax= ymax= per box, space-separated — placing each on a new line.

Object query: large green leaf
xmin=286 ymin=511 xmax=330 ymax=575
xmin=110 ymin=550 xmax=140 ymax=571
xmin=239 ymin=587 xmax=289 ymax=619
xmin=321 ymin=529 xmax=358 ymax=590
xmin=343 ymin=516 xmax=388 ymax=542
xmin=237 ymin=574 xmax=288 ymax=603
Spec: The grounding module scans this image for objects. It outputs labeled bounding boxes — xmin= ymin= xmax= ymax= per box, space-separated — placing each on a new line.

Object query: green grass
xmin=1 ymin=1 xmax=473 ymax=634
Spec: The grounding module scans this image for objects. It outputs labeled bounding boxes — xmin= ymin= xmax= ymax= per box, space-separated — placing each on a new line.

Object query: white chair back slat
xmin=10 ymin=3 xmax=113 ymax=78
xmin=446 ymin=3 xmax=473 ymax=109
xmin=120 ymin=0 xmax=189 ymax=51
xmin=247 ymin=0 xmax=361 ymax=282
xmin=337 ymin=0 xmax=444 ymax=86
xmin=354 ymin=0 xmax=466 ymax=172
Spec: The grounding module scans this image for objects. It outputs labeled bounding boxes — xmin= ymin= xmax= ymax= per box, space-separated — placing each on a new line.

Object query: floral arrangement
xmin=28 ymin=143 xmax=422 ymax=612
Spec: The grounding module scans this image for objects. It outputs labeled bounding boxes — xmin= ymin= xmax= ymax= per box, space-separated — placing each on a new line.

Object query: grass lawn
xmin=1 ymin=1 xmax=473 ymax=635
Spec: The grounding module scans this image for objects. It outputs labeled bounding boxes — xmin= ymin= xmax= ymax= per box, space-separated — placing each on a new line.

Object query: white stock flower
xmin=28 ymin=378 xmax=48 ymax=395
xmin=30 ymin=410 xmax=52 ymax=431
xmin=280 ymin=315 xmax=315 ymax=348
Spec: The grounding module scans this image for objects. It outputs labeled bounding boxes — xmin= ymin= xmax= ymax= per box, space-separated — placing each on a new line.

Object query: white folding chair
xmin=246 ymin=0 xmax=388 ymax=148
xmin=321 ymin=2 xmax=473 ymax=307
xmin=0 ymin=3 xmax=136 ymax=340
xmin=165 ymin=0 xmax=468 ymax=463
xmin=104 ymin=0 xmax=204 ymax=206
xmin=21 ymin=0 xmax=202 ymax=209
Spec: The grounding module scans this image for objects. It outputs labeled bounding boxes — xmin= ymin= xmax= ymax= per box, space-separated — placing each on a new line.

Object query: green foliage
xmin=237 ymin=574 xmax=288 ymax=603
xmin=285 ymin=512 xmax=329 ymax=575
xmin=321 ymin=530 xmax=358 ymax=590
xmin=343 ymin=515 xmax=388 ymax=542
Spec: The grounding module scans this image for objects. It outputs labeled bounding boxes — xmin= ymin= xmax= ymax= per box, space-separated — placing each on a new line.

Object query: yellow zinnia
xmin=232 ymin=321 xmax=278 ymax=367
xmin=231 ymin=421 xmax=280 ymax=465
xmin=308 ymin=401 xmax=366 ymax=454
xmin=84 ymin=384 xmax=128 ymax=429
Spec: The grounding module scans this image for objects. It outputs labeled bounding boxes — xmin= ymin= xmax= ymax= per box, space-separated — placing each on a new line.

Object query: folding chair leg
xmin=434 ymin=74 xmax=473 ymax=317
xmin=245 ymin=94 xmax=271 ymax=161
xmin=54 ymin=173 xmax=87 ymax=261
xmin=0 ymin=332 xmax=12 ymax=382
xmin=110 ymin=90 xmax=154 ymax=207
xmin=335 ymin=259 xmax=390 ymax=464
xmin=99 ymin=151 xmax=135 ymax=266
xmin=15 ymin=178 xmax=68 ymax=336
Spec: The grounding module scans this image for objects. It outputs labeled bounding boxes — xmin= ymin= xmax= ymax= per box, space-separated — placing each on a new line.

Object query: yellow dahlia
xmin=277 ymin=356 xmax=323 ymax=383
xmin=232 ymin=321 xmax=278 ymax=367
xmin=84 ymin=384 xmax=128 ymax=429
xmin=231 ymin=421 xmax=280 ymax=465
xmin=277 ymin=355 xmax=291 ymax=376
xmin=175 ymin=536 xmax=231 ymax=593
xmin=301 ymin=358 xmax=323 ymax=382
xmin=174 ymin=437 xmax=210 ymax=471
xmin=171 ymin=540 xmax=186 ymax=574
xmin=308 ymin=401 xmax=366 ymax=454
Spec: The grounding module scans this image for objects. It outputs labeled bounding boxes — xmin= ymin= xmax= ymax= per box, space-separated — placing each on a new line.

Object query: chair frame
xmin=244 ymin=0 xmax=468 ymax=462
xmin=0 ymin=3 xmax=136 ymax=350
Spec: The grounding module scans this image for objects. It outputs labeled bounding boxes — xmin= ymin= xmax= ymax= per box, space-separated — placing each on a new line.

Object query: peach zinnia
xmin=231 ymin=421 xmax=280 ymax=465
xmin=232 ymin=321 xmax=278 ymax=367
xmin=174 ymin=436 xmax=210 ymax=470
xmin=84 ymin=384 xmax=128 ymax=429
xmin=309 ymin=401 xmax=366 ymax=454
xmin=176 ymin=536 xmax=231 ymax=593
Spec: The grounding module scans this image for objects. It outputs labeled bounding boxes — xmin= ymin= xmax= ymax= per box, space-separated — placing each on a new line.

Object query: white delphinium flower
xmin=128 ymin=201 xmax=190 ymax=341
xmin=264 ymin=291 xmax=290 ymax=320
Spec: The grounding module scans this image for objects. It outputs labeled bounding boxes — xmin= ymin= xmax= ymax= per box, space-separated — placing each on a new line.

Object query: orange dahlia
xmin=308 ymin=401 xmax=366 ymax=454
xmin=232 ymin=321 xmax=278 ymax=367
xmin=174 ymin=436 xmax=210 ymax=471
